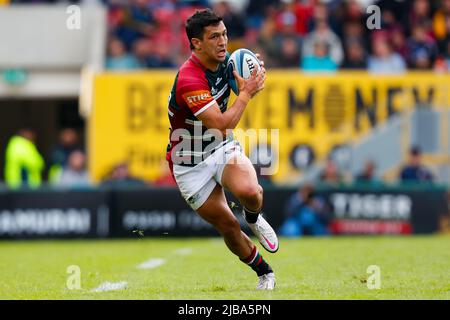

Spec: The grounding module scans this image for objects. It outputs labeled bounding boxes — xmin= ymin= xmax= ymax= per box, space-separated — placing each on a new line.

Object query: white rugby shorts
xmin=173 ymin=140 xmax=244 ymax=210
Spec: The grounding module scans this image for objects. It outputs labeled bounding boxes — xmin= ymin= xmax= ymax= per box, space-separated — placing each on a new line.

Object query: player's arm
xmin=197 ymin=68 xmax=266 ymax=135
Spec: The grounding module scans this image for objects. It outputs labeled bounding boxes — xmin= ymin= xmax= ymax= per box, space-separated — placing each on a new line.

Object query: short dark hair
xmin=410 ymin=146 xmax=422 ymax=156
xmin=185 ymin=9 xmax=223 ymax=50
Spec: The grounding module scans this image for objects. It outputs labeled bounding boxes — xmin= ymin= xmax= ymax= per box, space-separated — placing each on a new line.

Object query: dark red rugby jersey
xmin=166 ymin=53 xmax=232 ymax=169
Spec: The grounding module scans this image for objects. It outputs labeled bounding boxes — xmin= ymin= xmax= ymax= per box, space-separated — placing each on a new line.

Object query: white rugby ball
xmin=227 ymin=48 xmax=262 ymax=95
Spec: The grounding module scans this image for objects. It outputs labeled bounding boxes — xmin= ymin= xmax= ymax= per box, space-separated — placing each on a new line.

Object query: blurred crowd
xmin=317 ymin=145 xmax=434 ymax=186
xmin=103 ymin=0 xmax=450 ymax=73
xmin=10 ymin=0 xmax=450 ymax=72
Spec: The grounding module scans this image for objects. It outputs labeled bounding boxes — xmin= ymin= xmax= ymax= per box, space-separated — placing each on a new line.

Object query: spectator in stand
xmin=302 ymin=19 xmax=344 ymax=66
xmin=213 ymin=1 xmax=246 ymax=53
xmin=132 ymin=38 xmax=155 ymax=68
xmin=444 ymin=41 xmax=450 ymax=69
xmin=48 ymin=128 xmax=82 ymax=184
xmin=106 ymin=37 xmax=141 ymax=70
xmin=272 ymin=1 xmax=303 ymax=68
xmin=368 ymin=37 xmax=406 ymax=74
xmin=341 ymin=40 xmax=367 ymax=69
xmin=436 ymin=7 xmax=450 ymax=55
xmin=355 ymin=160 xmax=382 ymax=185
xmin=342 ymin=21 xmax=368 ymax=50
xmin=379 ymin=9 xmax=407 ymax=58
xmin=319 ymin=158 xmax=344 ymax=184
xmin=245 ymin=0 xmax=280 ymax=30
xmin=279 ymin=36 xmax=302 ymax=68
xmin=301 ymin=41 xmax=337 ymax=71
xmin=307 ymin=1 xmax=340 ymax=37
xmin=293 ymin=0 xmax=314 ymax=36
xmin=374 ymin=0 xmax=408 ymax=25
xmin=100 ymin=162 xmax=147 ymax=188
xmin=399 ymin=146 xmax=434 ymax=183
xmin=433 ymin=0 xmax=450 ymax=43
xmin=406 ymin=24 xmax=439 ymax=69
xmin=433 ymin=54 xmax=449 ymax=73
xmin=344 ymin=0 xmax=364 ymax=22
xmin=380 ymin=8 xmax=404 ymax=36
xmin=256 ymin=15 xmax=279 ymax=68
xmin=408 ymin=0 xmax=434 ymax=38
xmin=275 ymin=0 xmax=298 ymax=34
xmin=111 ymin=0 xmax=156 ymax=51
xmin=339 ymin=0 xmax=367 ymax=43
xmin=154 ymin=41 xmax=177 ymax=68
xmin=390 ymin=28 xmax=408 ymax=59
xmin=131 ymin=38 xmax=176 ymax=69
xmin=279 ymin=184 xmax=330 ymax=237
xmin=409 ymin=48 xmax=433 ymax=70
xmin=57 ymin=150 xmax=90 ymax=188
xmin=4 ymin=128 xmax=44 ymax=189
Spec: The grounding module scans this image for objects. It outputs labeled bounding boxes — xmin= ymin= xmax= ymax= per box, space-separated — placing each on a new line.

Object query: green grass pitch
xmin=0 ymin=236 xmax=449 ymax=299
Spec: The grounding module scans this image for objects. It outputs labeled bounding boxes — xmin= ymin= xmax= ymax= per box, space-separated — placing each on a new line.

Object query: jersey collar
xmin=190 ymin=53 xmax=208 ymax=71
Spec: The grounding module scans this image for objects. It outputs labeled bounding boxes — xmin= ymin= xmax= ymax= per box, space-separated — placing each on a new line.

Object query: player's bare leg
xmin=196 ymin=183 xmax=275 ymax=289
xmin=221 ymin=155 xmax=263 ymax=211
xmin=196 ymin=184 xmax=253 ymax=258
xmin=221 ymin=155 xmax=279 ymax=253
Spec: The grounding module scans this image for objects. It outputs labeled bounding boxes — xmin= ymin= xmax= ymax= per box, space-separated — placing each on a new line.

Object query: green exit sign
xmin=2 ymin=69 xmax=27 ymax=85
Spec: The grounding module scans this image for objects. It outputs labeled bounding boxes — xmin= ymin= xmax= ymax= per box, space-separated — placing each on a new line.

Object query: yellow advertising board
xmin=89 ymin=71 xmax=450 ymax=184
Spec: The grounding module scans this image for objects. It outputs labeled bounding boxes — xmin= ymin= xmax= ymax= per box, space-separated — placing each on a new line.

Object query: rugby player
xmin=166 ymin=9 xmax=279 ymax=290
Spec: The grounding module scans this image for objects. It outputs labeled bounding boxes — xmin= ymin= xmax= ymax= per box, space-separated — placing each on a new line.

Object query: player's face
xmin=201 ymin=22 xmax=228 ymax=63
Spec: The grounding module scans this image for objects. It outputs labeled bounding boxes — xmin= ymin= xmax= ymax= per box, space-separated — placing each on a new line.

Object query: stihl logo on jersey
xmin=187 ymin=93 xmax=209 ymax=103
xmin=183 ymin=90 xmax=212 ymax=108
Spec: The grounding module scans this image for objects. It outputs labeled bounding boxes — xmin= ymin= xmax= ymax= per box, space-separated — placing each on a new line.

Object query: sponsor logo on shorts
xmin=187 ymin=193 xmax=200 ymax=206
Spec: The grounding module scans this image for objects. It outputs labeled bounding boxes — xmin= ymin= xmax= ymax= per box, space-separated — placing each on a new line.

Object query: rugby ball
xmin=227 ymin=48 xmax=262 ymax=95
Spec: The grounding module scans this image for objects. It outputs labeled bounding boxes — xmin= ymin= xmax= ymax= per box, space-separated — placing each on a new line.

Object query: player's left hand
xmin=255 ymin=53 xmax=266 ymax=82
xmin=255 ymin=53 xmax=265 ymax=68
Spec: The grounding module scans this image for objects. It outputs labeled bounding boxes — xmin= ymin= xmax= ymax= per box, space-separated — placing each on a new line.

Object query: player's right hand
xmin=233 ymin=67 xmax=266 ymax=99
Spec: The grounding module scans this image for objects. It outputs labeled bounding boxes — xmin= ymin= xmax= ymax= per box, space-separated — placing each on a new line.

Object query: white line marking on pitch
xmin=136 ymin=258 xmax=166 ymax=270
xmin=91 ymin=281 xmax=128 ymax=292
xmin=174 ymin=248 xmax=192 ymax=256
